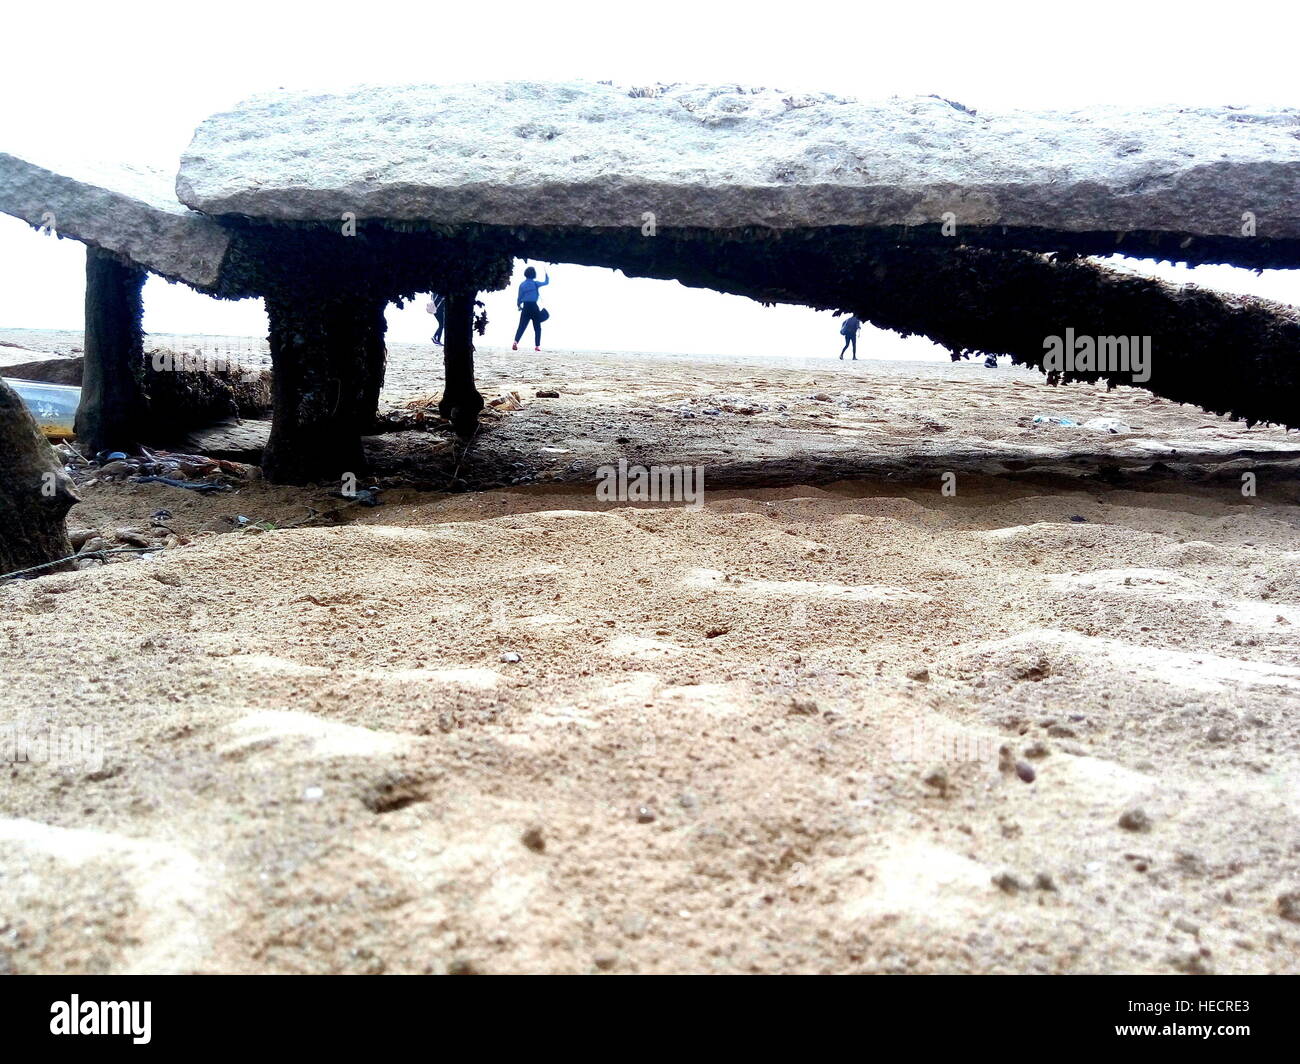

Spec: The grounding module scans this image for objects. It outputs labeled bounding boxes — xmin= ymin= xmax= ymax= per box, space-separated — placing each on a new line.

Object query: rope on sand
xmin=0 ymin=546 xmax=164 ymax=584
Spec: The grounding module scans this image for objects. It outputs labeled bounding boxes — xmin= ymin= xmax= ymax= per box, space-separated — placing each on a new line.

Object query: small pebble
xmin=1014 ymin=761 xmax=1036 ymax=783
xmin=635 ymin=805 xmax=656 ymax=824
xmin=521 ymin=825 xmax=545 ymax=852
xmin=1277 ymin=891 xmax=1300 ymax=923
xmin=303 ymin=786 xmax=324 ymax=801
xmin=922 ymin=767 xmax=950 ymax=794
xmin=500 ymin=652 xmax=521 ymax=663
xmin=992 ymin=871 xmax=1022 ymax=894
xmin=1170 ymin=949 xmax=1214 ymax=975
xmin=1119 ymin=807 xmax=1152 ymax=832
xmin=907 ymin=667 xmax=930 ymax=683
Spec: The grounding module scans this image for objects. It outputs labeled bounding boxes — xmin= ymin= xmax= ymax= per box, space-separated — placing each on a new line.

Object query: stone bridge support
xmin=74 ymin=246 xmax=147 ymax=454
xmin=438 ymin=291 xmax=483 ymax=438
xmin=262 ymin=285 xmax=388 ymax=485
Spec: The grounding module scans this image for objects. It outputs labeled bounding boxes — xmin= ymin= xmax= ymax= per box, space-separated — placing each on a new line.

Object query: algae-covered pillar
xmin=74 ymin=246 xmax=148 ymax=454
xmin=262 ymin=282 xmax=388 ymax=485
xmin=438 ymin=291 xmax=483 ymax=437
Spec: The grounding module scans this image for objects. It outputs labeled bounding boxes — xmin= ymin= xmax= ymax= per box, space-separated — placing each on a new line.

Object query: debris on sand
xmin=63 ymin=446 xmax=253 ymax=495
xmin=1083 ymin=417 xmax=1132 ymax=434
xmin=489 ymin=392 xmax=525 ymax=411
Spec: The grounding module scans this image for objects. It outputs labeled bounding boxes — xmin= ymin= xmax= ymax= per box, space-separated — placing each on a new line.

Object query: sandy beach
xmin=1 ymin=333 xmax=1299 ymax=974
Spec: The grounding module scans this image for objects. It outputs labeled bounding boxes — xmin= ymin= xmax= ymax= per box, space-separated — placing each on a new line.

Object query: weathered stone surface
xmin=183 ymin=417 xmax=270 ymax=463
xmin=0 ymin=150 xmax=231 ymax=289
xmin=0 ymin=377 xmax=76 ymax=575
xmin=177 ymin=83 xmax=1300 ymax=248
xmin=0 ymin=355 xmax=84 ymax=386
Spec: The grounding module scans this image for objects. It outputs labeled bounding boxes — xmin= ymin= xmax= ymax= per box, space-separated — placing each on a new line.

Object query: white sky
xmin=1 ymin=0 xmax=1297 ymax=359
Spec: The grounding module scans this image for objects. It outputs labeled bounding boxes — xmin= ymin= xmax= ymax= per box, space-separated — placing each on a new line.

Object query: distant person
xmin=512 ymin=266 xmax=550 ymax=351
xmin=426 ymin=293 xmax=446 ymax=346
xmin=984 ymin=353 xmax=998 ymax=369
xmin=839 ymin=315 xmax=861 ymax=360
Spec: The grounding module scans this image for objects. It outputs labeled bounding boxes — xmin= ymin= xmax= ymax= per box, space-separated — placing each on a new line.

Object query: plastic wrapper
xmin=3 ymin=377 xmax=80 ymax=439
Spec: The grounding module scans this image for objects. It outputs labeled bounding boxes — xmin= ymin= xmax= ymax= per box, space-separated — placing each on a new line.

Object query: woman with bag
xmin=512 ymin=266 xmax=550 ymax=351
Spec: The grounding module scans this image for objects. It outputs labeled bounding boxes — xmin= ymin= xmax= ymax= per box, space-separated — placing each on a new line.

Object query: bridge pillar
xmin=74 ymin=246 xmax=147 ymax=454
xmin=438 ymin=290 xmax=483 ymax=438
xmin=262 ymin=285 xmax=386 ymax=485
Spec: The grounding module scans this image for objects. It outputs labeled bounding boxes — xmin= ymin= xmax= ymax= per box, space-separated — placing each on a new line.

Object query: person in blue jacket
xmin=512 ymin=266 xmax=550 ymax=351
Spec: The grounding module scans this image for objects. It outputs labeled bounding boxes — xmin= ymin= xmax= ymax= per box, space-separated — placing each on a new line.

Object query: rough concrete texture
xmin=0 ymin=150 xmax=230 ymax=289
xmin=177 ymin=83 xmax=1300 ymax=242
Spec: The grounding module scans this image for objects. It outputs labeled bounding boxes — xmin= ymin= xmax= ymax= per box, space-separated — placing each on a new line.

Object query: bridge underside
xmin=39 ymin=219 xmax=1300 ymax=482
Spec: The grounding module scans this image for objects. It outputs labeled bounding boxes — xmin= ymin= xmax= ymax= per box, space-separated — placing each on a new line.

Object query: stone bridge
xmin=3 ymin=82 xmax=1299 ymax=483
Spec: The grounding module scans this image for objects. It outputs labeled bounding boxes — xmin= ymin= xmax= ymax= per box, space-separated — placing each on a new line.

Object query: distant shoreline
xmin=0 ymin=325 xmax=953 ymax=367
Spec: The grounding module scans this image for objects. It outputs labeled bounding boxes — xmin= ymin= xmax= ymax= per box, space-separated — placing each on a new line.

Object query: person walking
xmin=839 ymin=315 xmax=862 ymax=360
xmin=426 ymin=293 xmax=446 ymax=346
xmin=512 ymin=266 xmax=550 ymax=351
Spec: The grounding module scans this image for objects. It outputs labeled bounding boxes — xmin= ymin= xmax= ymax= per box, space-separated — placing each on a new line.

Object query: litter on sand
xmin=1032 ymin=414 xmax=1132 ymax=433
